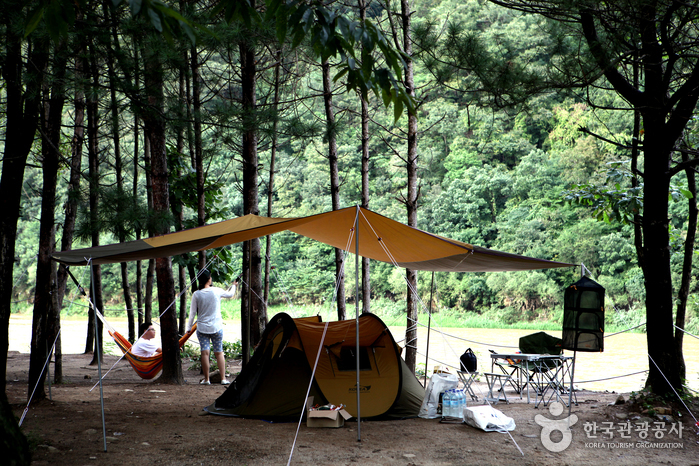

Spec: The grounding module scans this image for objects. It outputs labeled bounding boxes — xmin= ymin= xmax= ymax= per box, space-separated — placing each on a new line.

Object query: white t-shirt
xmin=187 ymin=285 xmax=236 ymax=334
xmin=131 ymin=337 xmax=160 ymax=357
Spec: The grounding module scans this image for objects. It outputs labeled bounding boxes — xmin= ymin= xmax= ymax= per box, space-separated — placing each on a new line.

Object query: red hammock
xmin=109 ymin=323 xmax=197 ymax=380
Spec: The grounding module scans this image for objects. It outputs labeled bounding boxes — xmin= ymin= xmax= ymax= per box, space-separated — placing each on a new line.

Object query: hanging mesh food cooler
xmin=562 ymin=276 xmax=605 ymax=352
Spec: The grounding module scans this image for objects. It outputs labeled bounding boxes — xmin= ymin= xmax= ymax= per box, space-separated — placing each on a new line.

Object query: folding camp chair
xmin=517 ymin=332 xmax=563 ymax=397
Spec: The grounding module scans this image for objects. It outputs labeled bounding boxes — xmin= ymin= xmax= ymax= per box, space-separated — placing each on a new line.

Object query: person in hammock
xmin=131 ymin=322 xmax=162 ymax=357
xmin=187 ymin=269 xmax=237 ymax=385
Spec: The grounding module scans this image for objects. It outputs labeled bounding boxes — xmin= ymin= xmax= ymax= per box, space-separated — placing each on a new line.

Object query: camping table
xmin=490 ymin=353 xmax=573 ymax=405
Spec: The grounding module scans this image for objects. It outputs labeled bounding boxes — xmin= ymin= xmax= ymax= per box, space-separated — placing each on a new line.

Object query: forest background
xmin=4 ymin=0 xmax=699 ymax=461
xmin=8 ymin=0 xmax=699 ymax=334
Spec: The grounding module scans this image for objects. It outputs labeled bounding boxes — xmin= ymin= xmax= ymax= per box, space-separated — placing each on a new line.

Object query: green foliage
xmin=182 ymin=339 xmax=243 ymax=372
xmin=563 ymin=161 xmax=643 ymax=224
xmin=224 ymin=0 xmax=415 ymax=120
xmin=12 ymin=0 xmax=699 ymax=338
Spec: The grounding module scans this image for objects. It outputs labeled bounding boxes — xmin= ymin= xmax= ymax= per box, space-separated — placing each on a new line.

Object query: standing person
xmin=187 ymin=269 xmax=237 ymax=385
xmin=131 ymin=322 xmax=162 ymax=357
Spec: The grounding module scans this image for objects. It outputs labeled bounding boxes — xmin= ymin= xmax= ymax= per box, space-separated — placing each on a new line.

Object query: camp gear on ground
xmin=459 ymin=348 xmax=477 ymax=372
xmin=419 ymin=372 xmax=458 ymax=419
xmin=463 ymin=405 xmax=516 ymax=432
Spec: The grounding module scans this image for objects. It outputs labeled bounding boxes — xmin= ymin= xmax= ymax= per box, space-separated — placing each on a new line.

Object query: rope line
xmin=674 ymin=324 xmax=699 ymax=341
xmin=412 ymin=320 xmax=520 ymax=349
xmin=357 ymin=210 xmax=524 ymax=454
xmin=19 ymin=329 xmax=61 ymax=426
xmin=574 ymin=370 xmax=648 ymax=384
xmin=358 ymin=210 xmax=467 ymax=360
xmin=605 ymin=322 xmax=646 ymax=338
xmin=647 ymin=354 xmax=698 ymax=426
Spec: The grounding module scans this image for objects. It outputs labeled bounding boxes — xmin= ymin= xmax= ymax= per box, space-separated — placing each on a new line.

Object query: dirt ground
xmin=6 ymin=351 xmax=699 ymax=466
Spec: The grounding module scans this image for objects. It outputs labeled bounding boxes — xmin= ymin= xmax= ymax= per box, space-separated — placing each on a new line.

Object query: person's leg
xmin=201 ymin=349 xmax=211 ymax=382
xmin=197 ymin=330 xmax=212 ymax=384
xmin=215 ymin=351 xmax=227 ymax=382
xmin=211 ymin=330 xmax=228 ymax=384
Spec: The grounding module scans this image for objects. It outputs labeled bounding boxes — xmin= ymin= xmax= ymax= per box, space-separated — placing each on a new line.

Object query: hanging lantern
xmin=562 ymin=276 xmax=605 ymax=352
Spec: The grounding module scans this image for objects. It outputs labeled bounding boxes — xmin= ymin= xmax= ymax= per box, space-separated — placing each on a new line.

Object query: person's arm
xmin=186 ymin=294 xmax=197 ymax=332
xmin=222 ymin=280 xmax=237 ymax=299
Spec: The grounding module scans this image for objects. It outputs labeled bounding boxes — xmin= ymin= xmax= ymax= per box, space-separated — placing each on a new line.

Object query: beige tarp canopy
xmin=52 ymin=206 xmax=574 ymax=272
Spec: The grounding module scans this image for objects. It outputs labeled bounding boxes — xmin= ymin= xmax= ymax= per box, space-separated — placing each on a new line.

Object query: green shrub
xmin=182 ymin=339 xmax=243 ymax=372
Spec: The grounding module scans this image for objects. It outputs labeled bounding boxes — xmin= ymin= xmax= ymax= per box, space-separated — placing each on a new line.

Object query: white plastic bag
xmin=418 ymin=373 xmax=459 ymax=419
xmin=463 ymin=405 xmax=516 ymax=432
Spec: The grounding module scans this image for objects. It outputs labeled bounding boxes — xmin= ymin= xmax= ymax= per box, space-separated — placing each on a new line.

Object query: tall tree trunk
xmin=401 ymin=0 xmax=419 ymax=373
xmin=641 ymin=119 xmax=681 ymax=395
xmin=29 ymin=46 xmax=66 ymax=401
xmin=133 ymin=46 xmax=144 ymax=331
xmin=192 ymin=46 xmax=206 ymax=270
xmin=87 ymin=43 xmax=103 ymax=366
xmin=54 ymin=50 xmax=86 ymax=382
xmin=175 ymin=52 xmax=188 ymax=335
xmin=0 ymin=391 xmax=30 ymax=465
xmin=264 ymin=50 xmax=282 ymax=306
xmin=359 ymin=0 xmax=371 ymax=315
xmin=322 ymin=60 xmax=347 ymax=321
xmin=142 ymin=43 xmax=182 ymax=383
xmin=0 ymin=6 xmax=47 ymax=395
xmin=144 ymin=133 xmax=155 ymax=324
xmin=673 ymin=151 xmax=697 ymax=382
xmin=104 ymin=9 xmax=136 ymax=342
xmin=239 ymin=30 xmax=265 ymax=352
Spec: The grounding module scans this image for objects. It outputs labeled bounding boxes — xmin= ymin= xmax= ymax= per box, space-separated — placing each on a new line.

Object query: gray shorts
xmin=197 ymin=329 xmax=224 ymax=353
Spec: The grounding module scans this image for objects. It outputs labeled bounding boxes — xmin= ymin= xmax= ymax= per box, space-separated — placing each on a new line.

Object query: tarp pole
xmin=568 ymin=351 xmax=577 ymax=421
xmin=569 ymin=263 xmax=583 ymax=419
xmin=243 ymin=240 xmax=252 ymax=367
xmin=90 ymin=261 xmax=107 ymax=452
xmin=47 ymin=347 xmax=52 ymax=401
xmin=355 ymin=205 xmax=361 ymax=442
xmin=424 ymin=271 xmax=435 ymax=387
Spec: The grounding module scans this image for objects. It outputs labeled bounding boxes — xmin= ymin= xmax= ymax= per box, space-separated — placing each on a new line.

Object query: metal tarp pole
xmin=569 ymin=264 xmax=583 ymax=419
xmin=355 ymin=205 xmax=361 ymax=442
xmin=568 ymin=351 xmax=577 ymax=420
xmin=424 ymin=271 xmax=435 ymax=386
xmin=90 ymin=261 xmax=107 ymax=452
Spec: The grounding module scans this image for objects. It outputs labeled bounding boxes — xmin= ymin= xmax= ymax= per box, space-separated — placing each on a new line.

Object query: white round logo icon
xmin=534 ymin=402 xmax=578 ymax=452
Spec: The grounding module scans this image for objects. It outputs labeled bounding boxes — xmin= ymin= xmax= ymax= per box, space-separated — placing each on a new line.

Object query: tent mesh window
xmin=562 ymin=276 xmax=605 ymax=352
xmin=335 ymin=346 xmax=372 ymax=371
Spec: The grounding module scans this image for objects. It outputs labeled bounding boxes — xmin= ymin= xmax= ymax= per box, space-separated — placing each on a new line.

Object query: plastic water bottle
xmin=456 ymin=389 xmax=465 ymax=420
xmin=442 ymin=390 xmax=452 ymax=418
xmin=453 ymin=389 xmax=460 ymax=418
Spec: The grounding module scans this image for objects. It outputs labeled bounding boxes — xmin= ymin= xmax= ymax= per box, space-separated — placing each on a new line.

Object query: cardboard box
xmin=307 ymin=408 xmax=351 ymax=428
xmin=433 ymin=365 xmax=451 ymax=375
xmin=306 ymin=397 xmax=351 ymax=428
